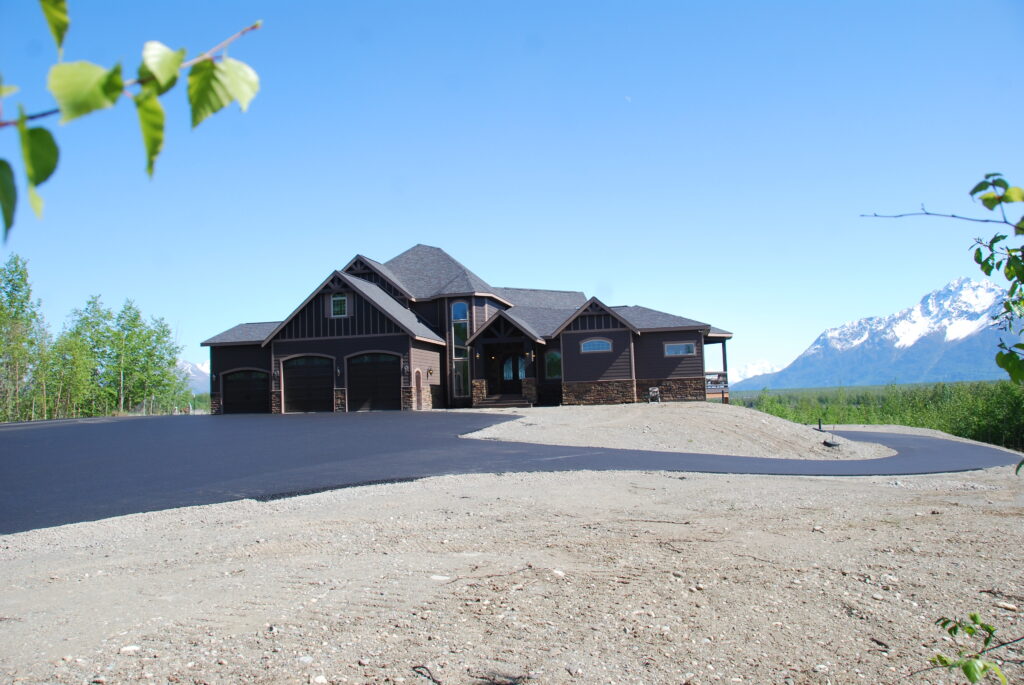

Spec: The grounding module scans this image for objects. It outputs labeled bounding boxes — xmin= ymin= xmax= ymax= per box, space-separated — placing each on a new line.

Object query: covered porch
xmin=704 ymin=327 xmax=732 ymax=403
xmin=467 ymin=312 xmax=545 ymax=408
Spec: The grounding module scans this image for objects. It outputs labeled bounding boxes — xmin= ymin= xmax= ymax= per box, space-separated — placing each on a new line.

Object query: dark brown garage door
xmin=347 ymin=353 xmax=401 ymax=411
xmin=283 ymin=356 xmax=334 ymax=413
xmin=222 ymin=370 xmax=270 ymax=414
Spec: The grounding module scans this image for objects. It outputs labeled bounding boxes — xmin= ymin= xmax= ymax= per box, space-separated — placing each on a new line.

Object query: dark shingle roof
xmin=344 ymin=274 xmax=445 ymax=344
xmin=506 ymin=306 xmax=581 ymax=338
xmin=495 ymin=287 xmax=587 ymax=309
xmin=384 ymin=245 xmax=495 ymax=299
xmin=202 ymin=322 xmax=281 ymax=346
xmin=356 ymin=255 xmax=415 ymax=299
xmin=611 ymin=305 xmax=709 ymax=331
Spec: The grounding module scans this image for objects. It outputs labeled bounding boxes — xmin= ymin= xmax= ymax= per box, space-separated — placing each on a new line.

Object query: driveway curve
xmin=0 ymin=412 xmax=1017 ymax=535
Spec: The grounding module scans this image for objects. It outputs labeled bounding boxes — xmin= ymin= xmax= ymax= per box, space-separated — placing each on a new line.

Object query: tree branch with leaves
xmin=0 ymin=0 xmax=261 ymax=237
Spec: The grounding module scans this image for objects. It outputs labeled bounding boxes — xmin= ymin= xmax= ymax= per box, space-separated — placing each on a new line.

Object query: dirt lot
xmin=1 ymin=405 xmax=1021 ymax=684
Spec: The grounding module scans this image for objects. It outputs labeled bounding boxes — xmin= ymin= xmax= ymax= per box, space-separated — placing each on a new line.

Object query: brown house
xmin=202 ymin=245 xmax=732 ymax=413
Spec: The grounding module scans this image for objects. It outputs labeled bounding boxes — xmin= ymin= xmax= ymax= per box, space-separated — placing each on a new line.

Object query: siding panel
xmin=561 ymin=330 xmax=632 ymax=381
xmin=633 ymin=331 xmax=704 ymax=379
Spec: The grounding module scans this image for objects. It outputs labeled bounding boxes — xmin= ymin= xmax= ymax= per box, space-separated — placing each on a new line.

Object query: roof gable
xmin=342 ymin=255 xmax=415 ymax=301
xmin=467 ymin=309 xmax=545 ymax=344
xmin=260 ymin=271 xmax=444 ymax=346
xmin=550 ymin=297 xmax=639 ymax=337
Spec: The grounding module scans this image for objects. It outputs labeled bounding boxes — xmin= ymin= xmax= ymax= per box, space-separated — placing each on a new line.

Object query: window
xmin=580 ymin=338 xmax=612 ymax=353
xmin=329 ymin=294 xmax=348 ymax=317
xmin=664 ymin=342 xmax=696 ymax=357
xmin=545 ymin=351 xmax=562 ymax=379
xmin=451 ymin=301 xmax=468 ymax=347
xmin=451 ymin=302 xmax=470 ymax=395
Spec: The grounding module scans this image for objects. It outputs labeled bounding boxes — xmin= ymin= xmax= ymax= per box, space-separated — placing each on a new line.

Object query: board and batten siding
xmin=274 ymin=291 xmax=402 ymax=341
xmin=567 ymin=313 xmax=626 ymax=332
xmin=633 ymin=330 xmax=704 ymax=379
xmin=560 ymin=329 xmax=633 ymax=381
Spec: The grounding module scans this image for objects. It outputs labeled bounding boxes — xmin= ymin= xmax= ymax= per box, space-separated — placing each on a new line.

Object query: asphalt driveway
xmin=0 ymin=412 xmax=1018 ymax=535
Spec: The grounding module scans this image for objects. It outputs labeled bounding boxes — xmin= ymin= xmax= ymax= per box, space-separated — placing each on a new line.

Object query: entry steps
xmin=474 ymin=394 xmax=531 ymax=408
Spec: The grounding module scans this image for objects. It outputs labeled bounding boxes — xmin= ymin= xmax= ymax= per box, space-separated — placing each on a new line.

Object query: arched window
xmin=580 ymin=338 xmax=612 ymax=353
xmin=545 ymin=350 xmax=562 ymax=379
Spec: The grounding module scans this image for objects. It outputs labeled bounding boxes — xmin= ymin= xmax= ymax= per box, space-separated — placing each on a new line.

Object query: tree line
xmin=0 ymin=254 xmax=191 ymax=422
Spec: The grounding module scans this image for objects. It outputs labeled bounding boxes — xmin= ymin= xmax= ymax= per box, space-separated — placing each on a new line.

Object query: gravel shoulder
xmin=460 ymin=402 xmax=896 ymax=460
xmin=1 ymin=408 xmax=1022 ymax=684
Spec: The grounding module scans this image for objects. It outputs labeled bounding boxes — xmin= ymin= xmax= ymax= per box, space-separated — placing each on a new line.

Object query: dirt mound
xmin=462 ymin=402 xmax=895 ymax=460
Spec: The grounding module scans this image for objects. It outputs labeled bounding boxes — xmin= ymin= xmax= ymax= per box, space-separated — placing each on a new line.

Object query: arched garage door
xmin=283 ymin=356 xmax=334 ymax=413
xmin=347 ymin=353 xmax=401 ymax=411
xmin=222 ymin=370 xmax=270 ymax=414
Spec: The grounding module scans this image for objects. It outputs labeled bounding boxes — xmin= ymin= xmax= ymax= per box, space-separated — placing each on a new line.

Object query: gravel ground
xmin=461 ymin=403 xmax=895 ymax=460
xmin=1 ymin=408 xmax=1022 ymax=685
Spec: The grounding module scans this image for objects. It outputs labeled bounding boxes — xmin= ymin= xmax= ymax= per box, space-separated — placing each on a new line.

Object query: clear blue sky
xmin=2 ymin=1 xmax=1022 ymax=378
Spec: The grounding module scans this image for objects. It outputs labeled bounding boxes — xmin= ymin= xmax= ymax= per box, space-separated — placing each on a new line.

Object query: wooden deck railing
xmin=705 ymin=372 xmax=729 ymax=402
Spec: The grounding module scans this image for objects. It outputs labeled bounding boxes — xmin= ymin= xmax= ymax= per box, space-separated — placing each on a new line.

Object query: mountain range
xmin=733 ymin=278 xmax=1015 ymax=390
xmin=177 ymin=360 xmax=210 ymax=394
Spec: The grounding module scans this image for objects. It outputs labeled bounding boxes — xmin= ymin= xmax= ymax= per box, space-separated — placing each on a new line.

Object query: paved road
xmin=0 ymin=412 xmax=1017 ymax=535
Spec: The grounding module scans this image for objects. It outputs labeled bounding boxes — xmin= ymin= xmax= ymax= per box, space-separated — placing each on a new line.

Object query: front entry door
xmin=499 ymin=353 xmax=525 ymax=394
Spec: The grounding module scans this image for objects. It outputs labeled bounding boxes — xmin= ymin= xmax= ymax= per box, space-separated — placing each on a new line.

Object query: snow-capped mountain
xmin=177 ymin=360 xmax=211 ymax=394
xmin=733 ymin=278 xmax=1014 ymax=390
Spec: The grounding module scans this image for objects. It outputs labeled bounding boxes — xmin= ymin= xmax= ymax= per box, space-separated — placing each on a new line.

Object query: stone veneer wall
xmin=401 ymin=386 xmax=414 ymax=411
xmin=521 ymin=378 xmax=538 ymax=405
xmin=416 ymin=382 xmax=434 ymax=410
xmin=471 ymin=379 xmax=488 ymax=406
xmin=270 ymin=389 xmax=282 ymax=414
xmin=637 ymin=377 xmax=706 ymax=402
xmin=210 ymin=392 xmax=222 ymax=415
xmin=334 ymin=388 xmax=346 ymax=412
xmin=562 ymin=380 xmax=636 ymax=405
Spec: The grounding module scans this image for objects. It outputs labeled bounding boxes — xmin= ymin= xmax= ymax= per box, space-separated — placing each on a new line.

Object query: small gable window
xmin=330 ymin=294 xmax=349 ymax=318
xmin=580 ymin=338 xmax=612 ymax=353
xmin=664 ymin=342 xmax=696 ymax=357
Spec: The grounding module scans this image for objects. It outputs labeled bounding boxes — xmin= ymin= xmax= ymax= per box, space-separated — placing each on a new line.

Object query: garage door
xmin=347 ymin=353 xmax=401 ymax=411
xmin=283 ymin=356 xmax=334 ymax=413
xmin=222 ymin=370 xmax=270 ymax=414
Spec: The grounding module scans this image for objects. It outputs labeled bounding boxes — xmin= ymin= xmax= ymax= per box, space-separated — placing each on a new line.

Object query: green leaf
xmin=961 ymin=658 xmax=984 ymax=683
xmin=0 ymin=159 xmax=16 ymax=236
xmin=27 ymin=185 xmax=43 ymax=219
xmin=985 ymin=172 xmax=1003 ymax=180
xmin=18 ymin=125 xmax=59 ymax=187
xmin=134 ymin=90 xmax=165 ymax=177
xmin=1002 ymin=186 xmax=1024 ymax=203
xmin=980 ymin=192 xmax=1001 ymax=210
xmin=219 ymin=57 xmax=259 ymax=112
xmin=991 ymin=178 xmax=1009 ymax=190
xmin=187 ymin=59 xmax=232 ymax=127
xmin=970 ymin=181 xmax=991 ymax=196
xmin=141 ymin=41 xmax=185 ymax=90
xmin=38 ymin=0 xmax=69 ymax=57
xmin=0 ymin=84 xmax=18 ymax=98
xmin=47 ymin=61 xmax=124 ymax=123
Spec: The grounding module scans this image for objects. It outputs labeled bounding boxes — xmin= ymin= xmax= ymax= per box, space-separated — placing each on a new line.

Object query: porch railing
xmin=706 ymin=372 xmax=729 ymax=402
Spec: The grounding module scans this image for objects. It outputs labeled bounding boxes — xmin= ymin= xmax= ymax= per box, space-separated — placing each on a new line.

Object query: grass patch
xmin=731 ymin=381 xmax=1024 ymax=450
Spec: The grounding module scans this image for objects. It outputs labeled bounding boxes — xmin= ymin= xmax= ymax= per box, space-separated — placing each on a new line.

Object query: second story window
xmin=580 ymin=338 xmax=612 ymax=353
xmin=330 ymin=294 xmax=349 ymax=317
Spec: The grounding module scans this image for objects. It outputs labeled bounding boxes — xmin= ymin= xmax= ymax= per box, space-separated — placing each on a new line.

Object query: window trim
xmin=664 ymin=341 xmax=697 ymax=357
xmin=580 ymin=337 xmax=613 ymax=354
xmin=328 ymin=293 xmax=349 ymax=318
